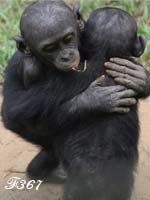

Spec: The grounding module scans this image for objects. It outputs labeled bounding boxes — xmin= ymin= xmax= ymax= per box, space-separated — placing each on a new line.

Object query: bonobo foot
xmin=27 ymin=150 xmax=67 ymax=183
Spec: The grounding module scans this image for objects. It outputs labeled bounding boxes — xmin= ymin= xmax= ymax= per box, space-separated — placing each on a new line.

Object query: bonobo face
xmin=36 ymin=26 xmax=80 ymax=72
xmin=20 ymin=0 xmax=80 ymax=71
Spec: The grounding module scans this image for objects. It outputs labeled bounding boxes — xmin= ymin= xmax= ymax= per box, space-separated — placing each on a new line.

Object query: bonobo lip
xmin=69 ymin=56 xmax=80 ymax=70
xmin=69 ymin=62 xmax=80 ymax=69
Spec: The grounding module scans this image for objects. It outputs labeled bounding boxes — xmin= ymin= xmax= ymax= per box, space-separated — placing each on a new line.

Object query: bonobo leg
xmin=63 ymin=158 xmax=135 ymax=200
xmin=27 ymin=149 xmax=67 ymax=182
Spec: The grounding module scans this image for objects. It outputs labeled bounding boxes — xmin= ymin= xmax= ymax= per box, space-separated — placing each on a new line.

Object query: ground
xmin=0 ymin=92 xmax=150 ymax=200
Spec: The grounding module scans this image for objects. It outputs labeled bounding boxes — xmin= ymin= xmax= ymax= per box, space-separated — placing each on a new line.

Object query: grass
xmin=0 ymin=0 xmax=150 ymax=80
xmin=0 ymin=0 xmax=29 ymax=80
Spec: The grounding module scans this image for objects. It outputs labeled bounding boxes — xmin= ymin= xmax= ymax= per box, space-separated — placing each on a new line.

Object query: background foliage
xmin=0 ymin=0 xmax=150 ymax=80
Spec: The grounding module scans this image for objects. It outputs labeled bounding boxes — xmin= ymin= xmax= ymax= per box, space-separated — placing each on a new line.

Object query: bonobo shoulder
xmin=6 ymin=51 xmax=26 ymax=77
xmin=4 ymin=51 xmax=28 ymax=87
xmin=7 ymin=51 xmax=25 ymax=69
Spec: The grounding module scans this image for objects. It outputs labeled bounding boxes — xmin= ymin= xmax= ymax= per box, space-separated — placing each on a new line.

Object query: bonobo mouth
xmin=71 ymin=60 xmax=87 ymax=73
xmin=69 ymin=60 xmax=80 ymax=70
xmin=68 ymin=54 xmax=87 ymax=73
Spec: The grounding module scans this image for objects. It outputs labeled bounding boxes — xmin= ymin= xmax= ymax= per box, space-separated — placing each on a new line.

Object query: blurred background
xmin=0 ymin=0 xmax=150 ymax=81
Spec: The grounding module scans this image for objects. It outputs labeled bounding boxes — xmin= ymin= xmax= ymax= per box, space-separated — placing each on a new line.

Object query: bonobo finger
xmin=115 ymin=78 xmax=143 ymax=93
xmin=106 ymin=70 xmax=123 ymax=78
xmin=95 ymin=75 xmax=106 ymax=85
xmin=103 ymin=85 xmax=125 ymax=93
xmin=107 ymin=70 xmax=146 ymax=86
xmin=109 ymin=57 xmax=143 ymax=70
xmin=90 ymin=75 xmax=106 ymax=86
xmin=118 ymin=89 xmax=136 ymax=98
xmin=105 ymin=64 xmax=143 ymax=79
xmin=114 ymin=75 xmax=145 ymax=87
xmin=112 ymin=107 xmax=130 ymax=113
xmin=117 ymin=98 xmax=136 ymax=106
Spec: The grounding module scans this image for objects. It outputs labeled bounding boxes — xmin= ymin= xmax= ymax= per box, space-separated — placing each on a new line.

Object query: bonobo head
xmin=82 ymin=7 xmax=146 ymax=59
xmin=14 ymin=0 xmax=80 ymax=71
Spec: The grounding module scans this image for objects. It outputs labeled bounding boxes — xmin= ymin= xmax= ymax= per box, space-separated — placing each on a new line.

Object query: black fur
xmin=63 ymin=8 xmax=141 ymax=200
xmin=1 ymin=3 xmax=146 ymax=200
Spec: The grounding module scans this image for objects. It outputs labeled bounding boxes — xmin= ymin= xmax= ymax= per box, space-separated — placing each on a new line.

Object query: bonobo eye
xmin=43 ymin=44 xmax=58 ymax=53
xmin=63 ymin=33 xmax=74 ymax=44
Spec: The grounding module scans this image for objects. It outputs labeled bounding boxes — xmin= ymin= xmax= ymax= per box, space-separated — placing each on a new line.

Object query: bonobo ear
xmin=13 ymin=35 xmax=31 ymax=55
xmin=133 ymin=35 xmax=146 ymax=57
xmin=73 ymin=3 xmax=85 ymax=32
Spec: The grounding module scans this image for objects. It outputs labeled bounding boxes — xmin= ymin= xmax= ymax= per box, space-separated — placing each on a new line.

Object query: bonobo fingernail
xmin=110 ymin=58 xmax=114 ymax=61
xmin=104 ymin=62 xmax=109 ymax=66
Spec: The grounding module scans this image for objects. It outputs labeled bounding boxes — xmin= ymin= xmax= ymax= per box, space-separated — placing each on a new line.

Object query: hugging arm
xmin=105 ymin=58 xmax=150 ymax=98
xmin=2 ymin=68 xmax=136 ymax=130
xmin=2 ymin=67 xmax=46 ymax=125
xmin=50 ymin=76 xmax=136 ymax=129
xmin=2 ymin=60 xmax=136 ymax=133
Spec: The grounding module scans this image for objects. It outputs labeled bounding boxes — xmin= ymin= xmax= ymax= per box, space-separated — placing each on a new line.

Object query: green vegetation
xmin=0 ymin=0 xmax=29 ymax=80
xmin=0 ymin=0 xmax=150 ymax=80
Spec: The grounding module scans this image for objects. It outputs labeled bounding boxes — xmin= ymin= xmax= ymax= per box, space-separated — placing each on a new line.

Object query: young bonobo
xmin=2 ymin=0 xmax=137 ymax=179
xmin=13 ymin=1 xmax=81 ymax=89
xmin=1 ymin=1 xmax=148 ymax=200
xmin=69 ymin=7 xmax=146 ymax=200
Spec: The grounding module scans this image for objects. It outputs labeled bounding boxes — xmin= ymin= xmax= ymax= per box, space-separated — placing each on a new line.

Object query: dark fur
xmin=63 ymin=8 xmax=141 ymax=200
xmin=1 ymin=3 xmax=146 ymax=200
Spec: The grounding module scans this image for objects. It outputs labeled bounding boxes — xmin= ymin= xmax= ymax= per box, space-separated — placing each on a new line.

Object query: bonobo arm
xmin=62 ymin=76 xmax=136 ymax=114
xmin=2 ymin=61 xmax=46 ymax=122
xmin=50 ymin=76 xmax=136 ymax=129
xmin=3 ymin=62 xmax=136 ymax=131
xmin=105 ymin=58 xmax=150 ymax=98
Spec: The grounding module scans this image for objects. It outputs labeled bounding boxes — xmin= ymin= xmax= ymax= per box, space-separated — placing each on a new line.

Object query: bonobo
xmin=2 ymin=0 xmax=138 ymax=180
xmin=66 ymin=7 xmax=146 ymax=200
xmin=1 ymin=1 xmax=148 ymax=200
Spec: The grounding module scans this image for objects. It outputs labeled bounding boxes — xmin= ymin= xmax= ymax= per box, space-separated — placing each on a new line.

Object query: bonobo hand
xmin=84 ymin=76 xmax=136 ymax=114
xmin=105 ymin=57 xmax=150 ymax=98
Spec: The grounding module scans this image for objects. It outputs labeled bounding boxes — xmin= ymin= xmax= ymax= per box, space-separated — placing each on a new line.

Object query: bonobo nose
xmin=61 ymin=51 xmax=74 ymax=62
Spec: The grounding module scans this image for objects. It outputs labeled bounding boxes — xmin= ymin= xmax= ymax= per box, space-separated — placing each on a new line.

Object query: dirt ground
xmin=0 ymin=93 xmax=150 ymax=200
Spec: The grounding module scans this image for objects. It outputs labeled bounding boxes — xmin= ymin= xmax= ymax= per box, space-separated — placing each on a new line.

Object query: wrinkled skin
xmin=105 ymin=57 xmax=150 ymax=98
xmin=85 ymin=76 xmax=136 ymax=113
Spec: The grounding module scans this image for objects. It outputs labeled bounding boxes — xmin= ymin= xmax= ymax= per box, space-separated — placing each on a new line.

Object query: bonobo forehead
xmin=20 ymin=0 xmax=77 ymax=47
